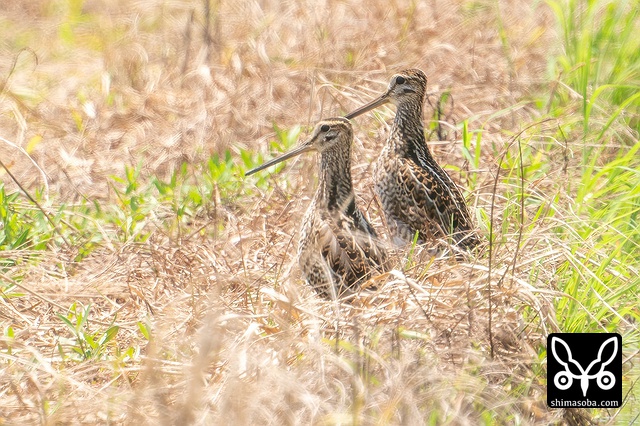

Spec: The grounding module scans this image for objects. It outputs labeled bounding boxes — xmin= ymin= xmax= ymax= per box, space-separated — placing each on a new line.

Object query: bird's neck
xmin=390 ymin=100 xmax=433 ymax=162
xmin=316 ymin=148 xmax=355 ymax=213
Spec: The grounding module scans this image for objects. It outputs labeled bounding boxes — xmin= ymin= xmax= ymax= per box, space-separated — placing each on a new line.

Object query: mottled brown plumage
xmin=346 ymin=69 xmax=480 ymax=249
xmin=246 ymin=118 xmax=388 ymax=299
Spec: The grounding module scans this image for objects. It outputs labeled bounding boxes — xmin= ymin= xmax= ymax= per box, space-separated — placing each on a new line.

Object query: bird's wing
xmin=400 ymin=158 xmax=478 ymax=244
xmin=316 ymin=210 xmax=388 ymax=295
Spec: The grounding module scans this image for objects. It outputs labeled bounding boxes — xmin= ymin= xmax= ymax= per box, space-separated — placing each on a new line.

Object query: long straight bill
xmin=344 ymin=94 xmax=390 ymax=120
xmin=245 ymin=144 xmax=312 ymax=176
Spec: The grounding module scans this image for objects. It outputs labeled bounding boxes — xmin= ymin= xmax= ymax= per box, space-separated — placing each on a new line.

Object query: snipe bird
xmin=246 ymin=118 xmax=388 ymax=299
xmin=345 ymin=69 xmax=480 ymax=250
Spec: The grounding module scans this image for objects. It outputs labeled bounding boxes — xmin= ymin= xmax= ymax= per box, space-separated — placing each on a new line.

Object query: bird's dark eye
xmin=320 ymin=124 xmax=330 ymax=132
xmin=395 ymin=76 xmax=406 ymax=85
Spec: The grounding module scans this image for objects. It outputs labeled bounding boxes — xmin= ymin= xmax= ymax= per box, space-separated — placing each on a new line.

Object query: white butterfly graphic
xmin=551 ymin=336 xmax=617 ymax=397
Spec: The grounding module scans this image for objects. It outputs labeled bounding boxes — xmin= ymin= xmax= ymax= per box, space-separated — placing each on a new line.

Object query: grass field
xmin=1 ymin=0 xmax=639 ymax=424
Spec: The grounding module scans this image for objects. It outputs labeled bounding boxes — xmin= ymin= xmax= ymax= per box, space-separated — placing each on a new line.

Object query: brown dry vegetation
xmin=1 ymin=0 xmax=636 ymax=424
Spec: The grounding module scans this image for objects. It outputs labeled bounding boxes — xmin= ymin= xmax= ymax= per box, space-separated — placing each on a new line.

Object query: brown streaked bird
xmin=345 ymin=69 xmax=480 ymax=249
xmin=246 ymin=117 xmax=388 ymax=299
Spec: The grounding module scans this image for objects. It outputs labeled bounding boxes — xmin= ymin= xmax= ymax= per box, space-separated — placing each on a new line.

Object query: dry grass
xmin=1 ymin=0 xmax=627 ymax=424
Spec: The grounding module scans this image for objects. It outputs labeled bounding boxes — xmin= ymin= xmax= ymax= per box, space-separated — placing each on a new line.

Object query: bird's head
xmin=345 ymin=69 xmax=427 ymax=119
xmin=245 ymin=117 xmax=352 ymax=176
